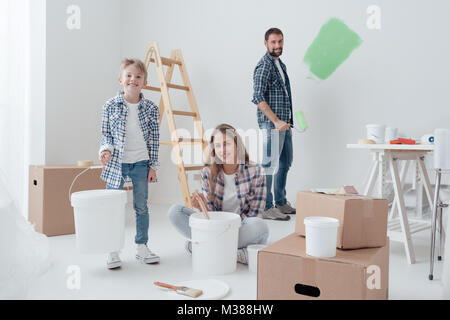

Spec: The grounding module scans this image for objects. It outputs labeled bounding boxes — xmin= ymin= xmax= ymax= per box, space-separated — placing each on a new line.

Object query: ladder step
xmin=184 ymin=165 xmax=204 ymax=171
xmin=144 ymin=83 xmax=190 ymax=92
xmin=178 ymin=138 xmax=204 ymax=143
xmin=172 ymin=110 xmax=197 ymax=117
xmin=144 ymin=85 xmax=161 ymax=92
xmin=167 ymin=83 xmax=189 ymax=91
xmin=149 ymin=57 xmax=181 ymax=66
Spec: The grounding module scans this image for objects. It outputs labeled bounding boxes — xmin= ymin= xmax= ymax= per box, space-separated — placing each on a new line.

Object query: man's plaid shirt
xmin=99 ymin=91 xmax=160 ymax=188
xmin=200 ymin=163 xmax=266 ymax=220
xmin=252 ymin=52 xmax=293 ymax=127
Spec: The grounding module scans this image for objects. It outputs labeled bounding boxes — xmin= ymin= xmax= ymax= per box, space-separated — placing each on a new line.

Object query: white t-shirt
xmin=122 ymin=102 xmax=150 ymax=163
xmin=275 ymin=58 xmax=285 ymax=85
xmin=221 ymin=173 xmax=241 ymax=214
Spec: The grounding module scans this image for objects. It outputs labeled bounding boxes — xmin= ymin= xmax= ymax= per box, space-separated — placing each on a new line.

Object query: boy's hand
xmin=100 ymin=151 xmax=111 ymax=169
xmin=148 ymin=168 xmax=157 ymax=183
xmin=191 ymin=192 xmax=207 ymax=211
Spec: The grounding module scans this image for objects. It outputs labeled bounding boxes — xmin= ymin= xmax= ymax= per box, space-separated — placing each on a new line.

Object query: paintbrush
xmin=193 ymin=190 xmax=210 ymax=220
xmin=154 ymin=281 xmax=203 ymax=298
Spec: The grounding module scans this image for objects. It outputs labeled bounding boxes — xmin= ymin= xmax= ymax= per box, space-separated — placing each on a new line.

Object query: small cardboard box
xmin=296 ymin=191 xmax=388 ymax=249
xmin=257 ymin=234 xmax=389 ymax=300
xmin=28 ymin=165 xmax=106 ymax=236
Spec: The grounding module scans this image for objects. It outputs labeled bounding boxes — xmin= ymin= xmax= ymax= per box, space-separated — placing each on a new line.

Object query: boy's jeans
xmin=260 ymin=123 xmax=293 ymax=211
xmin=106 ymin=159 xmax=149 ymax=245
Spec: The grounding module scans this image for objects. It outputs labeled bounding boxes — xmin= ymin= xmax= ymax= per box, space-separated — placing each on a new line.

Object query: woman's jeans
xmin=106 ymin=160 xmax=149 ymax=245
xmin=167 ymin=204 xmax=269 ymax=249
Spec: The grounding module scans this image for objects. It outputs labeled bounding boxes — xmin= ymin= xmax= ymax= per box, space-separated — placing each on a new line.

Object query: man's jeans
xmin=106 ymin=160 xmax=149 ymax=244
xmin=260 ymin=123 xmax=293 ymax=210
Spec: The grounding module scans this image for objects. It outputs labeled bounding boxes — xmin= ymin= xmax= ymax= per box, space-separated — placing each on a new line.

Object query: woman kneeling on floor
xmin=168 ymin=123 xmax=269 ymax=264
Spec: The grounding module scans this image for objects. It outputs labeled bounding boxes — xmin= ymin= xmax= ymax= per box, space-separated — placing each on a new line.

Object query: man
xmin=252 ymin=27 xmax=295 ymax=221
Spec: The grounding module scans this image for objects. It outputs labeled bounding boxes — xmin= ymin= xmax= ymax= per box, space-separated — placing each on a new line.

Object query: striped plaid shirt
xmin=200 ymin=163 xmax=266 ymax=220
xmin=252 ymin=52 xmax=293 ymax=127
xmin=99 ymin=91 xmax=160 ymax=188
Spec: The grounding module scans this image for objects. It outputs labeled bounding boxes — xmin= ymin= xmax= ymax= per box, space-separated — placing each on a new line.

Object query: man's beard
xmin=268 ymin=47 xmax=283 ymax=57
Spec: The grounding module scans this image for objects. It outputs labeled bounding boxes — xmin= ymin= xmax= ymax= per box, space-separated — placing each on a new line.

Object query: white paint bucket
xmin=189 ymin=211 xmax=241 ymax=275
xmin=71 ymin=190 xmax=127 ymax=254
xmin=304 ymin=216 xmax=340 ymax=258
xmin=366 ymin=124 xmax=386 ymax=144
xmin=247 ymin=244 xmax=266 ymax=273
xmin=385 ymin=127 xmax=398 ymax=143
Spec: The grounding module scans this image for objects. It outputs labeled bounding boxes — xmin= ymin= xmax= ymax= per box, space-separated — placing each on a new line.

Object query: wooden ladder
xmin=143 ymin=42 xmax=207 ymax=207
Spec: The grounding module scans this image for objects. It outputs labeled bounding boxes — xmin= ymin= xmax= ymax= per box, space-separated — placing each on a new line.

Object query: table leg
xmin=364 ymin=156 xmax=379 ymax=196
xmin=390 ymin=154 xmax=416 ymax=264
xmin=389 ymin=160 xmax=410 ymax=220
xmin=417 ymin=155 xmax=434 ymax=214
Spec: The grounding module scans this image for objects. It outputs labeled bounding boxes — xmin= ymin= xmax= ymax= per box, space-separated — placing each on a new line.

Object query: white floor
xmin=26 ymin=203 xmax=447 ymax=300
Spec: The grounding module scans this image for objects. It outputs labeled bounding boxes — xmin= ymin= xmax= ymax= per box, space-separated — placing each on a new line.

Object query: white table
xmin=347 ymin=144 xmax=434 ymax=264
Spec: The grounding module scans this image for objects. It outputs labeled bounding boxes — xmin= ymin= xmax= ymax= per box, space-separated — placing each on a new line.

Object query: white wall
xmin=116 ymin=0 xmax=450 ymax=205
xmin=45 ymin=0 xmax=122 ymax=165
xmin=39 ymin=0 xmax=450 ymax=208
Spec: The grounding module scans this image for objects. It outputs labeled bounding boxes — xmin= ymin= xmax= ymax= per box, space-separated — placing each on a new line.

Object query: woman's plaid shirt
xmin=200 ymin=163 xmax=266 ymax=220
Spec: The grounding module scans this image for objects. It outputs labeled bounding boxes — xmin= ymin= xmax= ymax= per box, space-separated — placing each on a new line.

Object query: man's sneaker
xmin=260 ymin=206 xmax=290 ymax=221
xmin=185 ymin=240 xmax=192 ymax=255
xmin=237 ymin=248 xmax=248 ymax=264
xmin=276 ymin=201 xmax=296 ymax=214
xmin=107 ymin=251 xmax=122 ymax=269
xmin=136 ymin=244 xmax=160 ymax=264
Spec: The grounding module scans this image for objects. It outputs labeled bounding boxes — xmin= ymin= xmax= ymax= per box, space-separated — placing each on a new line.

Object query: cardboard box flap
xmin=303 ymin=191 xmax=385 ymax=201
xmin=262 ymin=234 xmax=387 ymax=267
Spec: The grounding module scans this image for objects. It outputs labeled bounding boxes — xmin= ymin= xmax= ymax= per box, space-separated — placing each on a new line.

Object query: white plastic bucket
xmin=366 ymin=124 xmax=386 ymax=144
xmin=247 ymin=244 xmax=266 ymax=273
xmin=71 ymin=189 xmax=127 ymax=254
xmin=385 ymin=127 xmax=398 ymax=143
xmin=189 ymin=211 xmax=241 ymax=275
xmin=304 ymin=216 xmax=340 ymax=258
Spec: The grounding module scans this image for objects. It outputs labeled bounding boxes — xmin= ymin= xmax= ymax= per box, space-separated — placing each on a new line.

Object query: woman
xmin=168 ymin=123 xmax=269 ymax=264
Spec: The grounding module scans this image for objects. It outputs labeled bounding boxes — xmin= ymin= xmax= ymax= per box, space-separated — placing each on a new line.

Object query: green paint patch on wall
xmin=304 ymin=18 xmax=362 ymax=80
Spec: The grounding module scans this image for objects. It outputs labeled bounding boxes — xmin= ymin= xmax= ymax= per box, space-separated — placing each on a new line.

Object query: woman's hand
xmin=191 ymin=191 xmax=207 ymax=211
xmin=100 ymin=151 xmax=111 ymax=169
xmin=148 ymin=168 xmax=157 ymax=183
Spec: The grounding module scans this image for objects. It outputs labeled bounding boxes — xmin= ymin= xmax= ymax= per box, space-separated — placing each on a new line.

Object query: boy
xmin=99 ymin=58 xmax=160 ymax=269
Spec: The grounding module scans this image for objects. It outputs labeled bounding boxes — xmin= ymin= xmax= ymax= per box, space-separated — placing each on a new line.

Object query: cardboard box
xmin=257 ymin=234 xmax=389 ymax=300
xmin=28 ymin=165 xmax=106 ymax=236
xmin=296 ymin=191 xmax=388 ymax=249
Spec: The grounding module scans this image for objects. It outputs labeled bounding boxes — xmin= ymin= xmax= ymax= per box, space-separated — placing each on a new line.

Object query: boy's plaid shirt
xmin=200 ymin=163 xmax=266 ymax=220
xmin=99 ymin=91 xmax=160 ymax=188
xmin=252 ymin=52 xmax=293 ymax=127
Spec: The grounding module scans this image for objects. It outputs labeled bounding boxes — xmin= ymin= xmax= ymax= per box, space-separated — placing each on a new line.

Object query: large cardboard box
xmin=28 ymin=165 xmax=106 ymax=236
xmin=296 ymin=191 xmax=388 ymax=249
xmin=257 ymin=234 xmax=389 ymax=300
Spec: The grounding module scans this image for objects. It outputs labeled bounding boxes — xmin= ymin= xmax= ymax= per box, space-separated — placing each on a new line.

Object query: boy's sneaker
xmin=136 ymin=244 xmax=160 ymax=264
xmin=276 ymin=201 xmax=296 ymax=214
xmin=237 ymin=248 xmax=248 ymax=265
xmin=260 ymin=206 xmax=290 ymax=221
xmin=185 ymin=240 xmax=192 ymax=255
xmin=107 ymin=251 xmax=122 ymax=269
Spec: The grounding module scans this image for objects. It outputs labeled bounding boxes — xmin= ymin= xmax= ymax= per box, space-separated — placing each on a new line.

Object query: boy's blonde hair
xmin=119 ymin=58 xmax=148 ymax=81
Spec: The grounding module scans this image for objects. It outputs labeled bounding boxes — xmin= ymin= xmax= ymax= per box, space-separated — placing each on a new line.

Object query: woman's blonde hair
xmin=119 ymin=58 xmax=148 ymax=81
xmin=205 ymin=123 xmax=249 ymax=200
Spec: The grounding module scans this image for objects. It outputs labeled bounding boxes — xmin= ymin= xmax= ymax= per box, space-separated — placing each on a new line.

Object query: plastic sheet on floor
xmin=0 ymin=176 xmax=51 ymax=299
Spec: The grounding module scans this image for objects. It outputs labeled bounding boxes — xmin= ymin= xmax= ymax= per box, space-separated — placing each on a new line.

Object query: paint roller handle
xmin=274 ymin=120 xmax=290 ymax=131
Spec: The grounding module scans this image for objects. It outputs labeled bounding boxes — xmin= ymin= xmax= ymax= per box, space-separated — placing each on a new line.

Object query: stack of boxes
xmin=257 ymin=191 xmax=390 ymax=300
